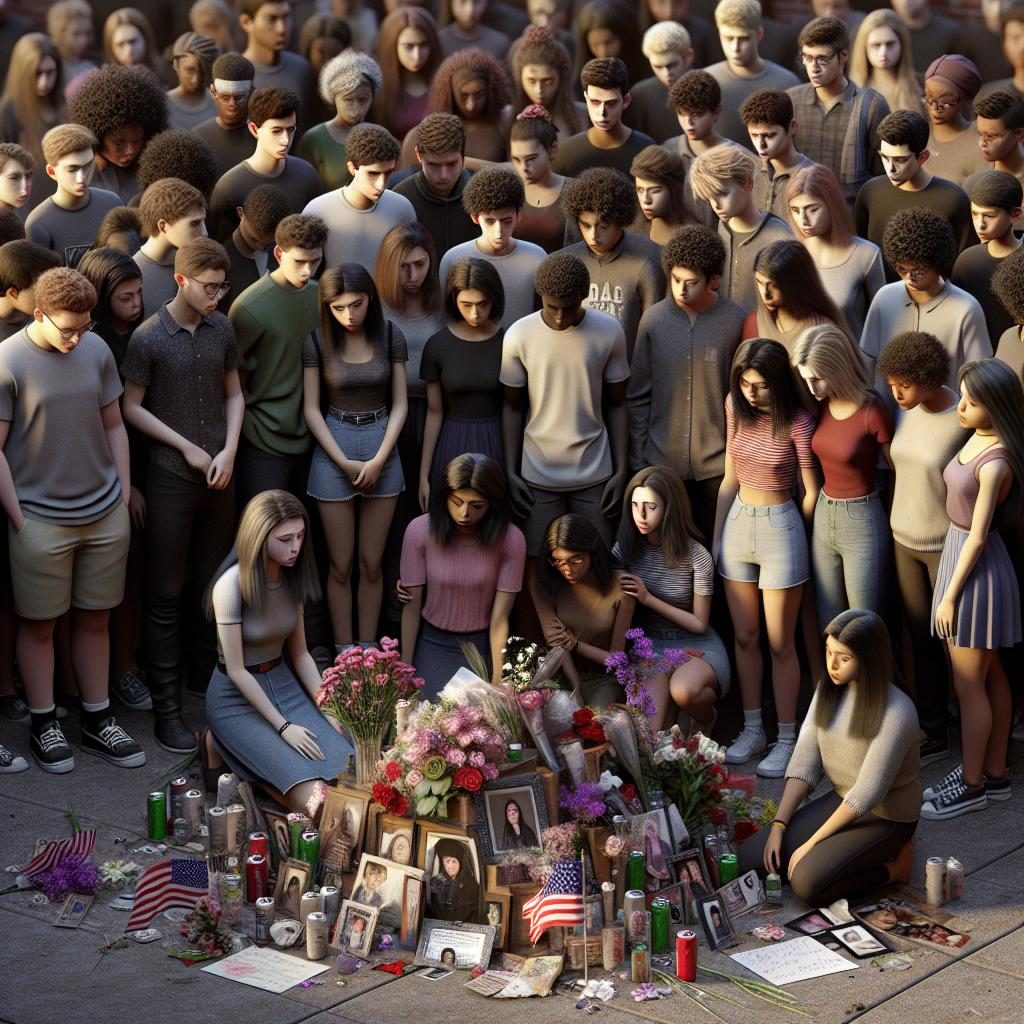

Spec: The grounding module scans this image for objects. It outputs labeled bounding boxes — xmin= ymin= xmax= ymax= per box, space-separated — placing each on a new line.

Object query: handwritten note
xmin=730 ymin=936 xmax=859 ymax=986
xmin=202 ymin=947 xmax=331 ymax=992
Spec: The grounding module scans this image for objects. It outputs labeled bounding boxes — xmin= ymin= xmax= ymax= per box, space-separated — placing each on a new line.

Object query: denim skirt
xmin=307 ymin=409 xmax=405 ymax=501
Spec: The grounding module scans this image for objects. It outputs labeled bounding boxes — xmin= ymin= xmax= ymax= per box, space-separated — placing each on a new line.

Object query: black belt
xmin=329 ymin=406 xmax=386 ymax=425
xmin=218 ymin=656 xmax=282 ymax=674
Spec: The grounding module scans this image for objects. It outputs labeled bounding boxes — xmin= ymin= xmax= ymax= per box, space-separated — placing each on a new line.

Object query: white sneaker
xmin=724 ymin=727 xmax=767 ymax=764
xmin=756 ymin=740 xmax=796 ymax=779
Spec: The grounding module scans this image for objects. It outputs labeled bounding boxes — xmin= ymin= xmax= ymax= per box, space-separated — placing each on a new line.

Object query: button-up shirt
xmin=753 ymin=154 xmax=818 ymax=220
xmin=718 ymin=211 xmax=793 ymax=313
xmin=121 ymin=303 xmax=240 ymax=483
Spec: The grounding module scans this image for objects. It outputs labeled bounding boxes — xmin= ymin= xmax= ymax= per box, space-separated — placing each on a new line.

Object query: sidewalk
xmin=2 ymin=694 xmax=1022 ymax=1024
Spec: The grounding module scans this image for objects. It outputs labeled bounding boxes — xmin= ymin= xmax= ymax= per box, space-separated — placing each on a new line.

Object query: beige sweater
xmin=786 ymin=684 xmax=921 ymax=823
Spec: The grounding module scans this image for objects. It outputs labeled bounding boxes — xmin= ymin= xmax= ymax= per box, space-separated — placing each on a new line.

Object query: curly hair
xmin=877 ymin=109 xmax=929 ymax=155
xmin=212 ymin=52 xmax=254 ymax=82
xmin=415 ymin=112 xmax=465 ymax=155
xmin=242 ymin=184 xmax=291 ymax=236
xmin=462 ymin=166 xmax=524 ymax=216
xmin=581 ymin=56 xmax=629 ymax=95
xmin=319 ymin=49 xmax=382 ymax=105
xmin=882 ymin=208 xmax=957 ymax=278
xmin=346 ymin=123 xmax=400 ymax=167
xmin=561 ymin=167 xmax=637 ymax=227
xmin=67 ymin=64 xmax=168 ymax=144
xmin=0 ymin=240 xmax=61 ymax=290
xmin=135 ymin=129 xmax=219 ymax=198
xmin=276 ymin=213 xmax=328 ymax=252
xmin=34 ymin=266 xmax=97 ymax=315
xmin=513 ymin=26 xmax=582 ymax=136
xmin=668 ymin=69 xmax=721 ymax=114
xmin=877 ymin=331 xmax=952 ymax=390
xmin=660 ymin=225 xmax=725 ymax=280
xmin=534 ymin=252 xmax=590 ymax=302
xmin=740 ymin=89 xmax=794 ymax=128
xmin=138 ymin=178 xmax=206 ymax=237
xmin=429 ymin=48 xmax=512 ymax=120
xmin=974 ymin=90 xmax=1024 ymax=131
xmin=992 ymin=246 xmax=1024 ymax=324
xmin=41 ymin=125 xmax=97 ymax=167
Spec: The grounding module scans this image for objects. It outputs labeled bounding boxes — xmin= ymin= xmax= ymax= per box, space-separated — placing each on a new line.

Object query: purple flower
xmin=445 ymin=747 xmax=467 ymax=767
xmin=468 ymin=751 xmax=486 ymax=768
xmin=559 ymin=782 xmax=607 ymax=823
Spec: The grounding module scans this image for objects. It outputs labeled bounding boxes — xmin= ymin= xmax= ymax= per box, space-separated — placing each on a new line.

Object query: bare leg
xmin=319 ymin=500 xmax=357 ymax=646
xmin=984 ymin=654 xmax=1013 ymax=779
xmin=356 ymin=495 xmax=399 ymax=644
xmin=16 ymin=616 xmax=57 ymax=709
xmin=724 ymin=580 xmax=763 ymax=711
xmin=646 ymin=670 xmax=671 ymax=733
xmin=761 ymin=585 xmax=804 ymax=724
xmin=71 ymin=608 xmax=112 ymax=705
xmin=949 ymin=645 xmax=993 ymax=788
xmin=669 ymin=660 xmax=719 ymax=725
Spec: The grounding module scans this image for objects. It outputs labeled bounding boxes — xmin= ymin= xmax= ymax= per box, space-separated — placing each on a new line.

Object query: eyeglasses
xmin=43 ymin=312 xmax=94 ymax=342
xmin=188 ymin=277 xmax=231 ymax=299
xmin=979 ymin=131 xmax=1009 ymax=144
xmin=548 ymin=555 xmax=587 ymax=571
xmin=894 ymin=264 xmax=930 ymax=280
xmin=739 ymin=377 xmax=771 ymax=393
xmin=800 ymin=51 xmax=837 ymax=68
xmin=921 ymin=96 xmax=958 ymax=113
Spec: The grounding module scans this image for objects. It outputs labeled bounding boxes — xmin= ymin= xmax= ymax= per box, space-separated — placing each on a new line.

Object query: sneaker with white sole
xmin=924 ymin=765 xmax=1012 ymax=803
xmin=110 ymin=671 xmax=152 ymax=711
xmin=0 ymin=743 xmax=28 ymax=773
xmin=31 ymin=720 xmax=75 ymax=773
xmin=756 ymin=739 xmax=796 ymax=779
xmin=921 ymin=779 xmax=987 ymax=820
xmin=81 ymin=716 xmax=146 ymax=768
xmin=724 ymin=726 xmax=768 ymax=764
xmin=923 ymin=764 xmax=963 ymax=803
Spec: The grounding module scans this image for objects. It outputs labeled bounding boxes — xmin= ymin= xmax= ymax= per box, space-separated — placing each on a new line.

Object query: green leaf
xmin=416 ymin=796 xmax=439 ymax=816
xmin=414 ymin=778 xmax=432 ymax=798
xmin=430 ymin=778 xmax=452 ymax=796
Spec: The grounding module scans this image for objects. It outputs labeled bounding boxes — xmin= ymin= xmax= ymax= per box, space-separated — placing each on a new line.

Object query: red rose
xmin=620 ymin=783 xmax=637 ymax=803
xmin=733 ymin=819 xmax=759 ymax=843
xmin=708 ymin=764 xmax=724 ymax=778
xmin=708 ymin=808 xmax=727 ymax=825
xmin=393 ymin=795 xmax=409 ymax=817
xmin=578 ymin=722 xmax=606 ymax=744
xmin=453 ymin=766 xmax=483 ymax=792
xmin=385 ymin=760 xmax=402 ymax=782
xmin=573 ymin=708 xmax=595 ymax=726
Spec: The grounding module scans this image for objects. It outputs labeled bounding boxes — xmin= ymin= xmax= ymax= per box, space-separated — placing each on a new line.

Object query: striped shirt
xmin=725 ymin=393 xmax=816 ymax=490
xmin=613 ymin=540 xmax=714 ymax=632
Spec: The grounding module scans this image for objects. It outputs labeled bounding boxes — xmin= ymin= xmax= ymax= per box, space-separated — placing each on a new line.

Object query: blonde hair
xmin=791 ymin=324 xmax=871 ymax=405
xmin=47 ymin=0 xmax=93 ymax=57
xmin=689 ymin=145 xmax=755 ymax=202
xmin=642 ymin=21 xmax=692 ymax=59
xmin=848 ymin=10 xmax=923 ymax=116
xmin=714 ymin=0 xmax=762 ymax=32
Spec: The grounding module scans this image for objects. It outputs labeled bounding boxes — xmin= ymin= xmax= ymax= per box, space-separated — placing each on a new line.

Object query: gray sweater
xmin=786 ymin=685 xmax=921 ymax=823
xmin=628 ymin=295 xmax=746 ymax=480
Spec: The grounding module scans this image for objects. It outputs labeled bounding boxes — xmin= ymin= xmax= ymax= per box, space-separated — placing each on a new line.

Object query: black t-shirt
xmin=951 ymin=243 xmax=1016 ymax=343
xmin=420 ymin=326 xmax=505 ymax=419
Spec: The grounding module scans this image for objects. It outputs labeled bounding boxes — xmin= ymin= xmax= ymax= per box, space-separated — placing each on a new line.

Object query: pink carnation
xmin=406 ymin=768 xmax=424 ymax=788
xmin=481 ymin=763 xmax=499 ymax=781
xmin=468 ymin=751 xmax=486 ymax=768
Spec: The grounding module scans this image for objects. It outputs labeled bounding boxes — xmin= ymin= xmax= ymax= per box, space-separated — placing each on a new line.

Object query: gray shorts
xmin=718 ymin=496 xmax=809 ymax=590
xmin=521 ymin=481 xmax=611 ymax=556
xmin=307 ymin=409 xmax=404 ymax=502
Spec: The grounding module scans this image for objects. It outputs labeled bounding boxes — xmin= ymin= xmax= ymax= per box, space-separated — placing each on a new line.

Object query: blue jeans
xmin=812 ymin=491 xmax=890 ymax=630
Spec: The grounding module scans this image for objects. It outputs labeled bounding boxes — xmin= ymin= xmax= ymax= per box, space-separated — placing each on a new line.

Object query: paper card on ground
xmin=201 ymin=946 xmax=331 ymax=992
xmin=730 ymin=935 xmax=858 ymax=986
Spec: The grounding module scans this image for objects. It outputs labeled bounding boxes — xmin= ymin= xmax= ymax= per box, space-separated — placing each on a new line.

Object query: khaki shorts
xmin=9 ymin=502 xmax=130 ymax=620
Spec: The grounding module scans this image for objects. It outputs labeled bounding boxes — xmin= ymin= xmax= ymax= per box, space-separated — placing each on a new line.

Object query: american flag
xmin=20 ymin=830 xmax=97 ymax=879
xmin=523 ymin=860 xmax=584 ymax=945
xmin=124 ymin=859 xmax=209 ymax=932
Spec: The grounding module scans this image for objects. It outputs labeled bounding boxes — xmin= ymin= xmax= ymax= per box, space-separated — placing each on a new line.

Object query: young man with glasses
xmin=787 ymin=16 xmax=889 ymax=208
xmin=194 ymin=53 xmax=258 ymax=179
xmin=854 ymin=109 xmax=972 ymax=281
xmin=0 ymin=267 xmax=143 ymax=774
xmin=25 ymin=125 xmax=122 ymax=270
xmin=121 ymin=238 xmax=242 ymax=754
xmin=961 ymin=92 xmax=1024 ymax=209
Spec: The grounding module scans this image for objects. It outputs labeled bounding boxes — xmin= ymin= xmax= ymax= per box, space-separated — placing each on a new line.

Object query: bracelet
xmin=277 ymin=721 xmax=291 ymax=736
xmin=770 ymin=819 xmax=788 ymax=831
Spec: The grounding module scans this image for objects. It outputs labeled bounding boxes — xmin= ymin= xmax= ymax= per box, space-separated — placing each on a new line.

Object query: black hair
xmin=729 ymin=338 xmax=806 ymax=438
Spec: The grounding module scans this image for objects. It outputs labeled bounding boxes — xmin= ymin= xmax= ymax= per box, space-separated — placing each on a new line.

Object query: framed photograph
xmin=697 ymin=894 xmax=738 ymax=951
xmin=333 ymin=899 xmax=379 ymax=956
xmin=673 ymin=847 xmax=712 ymax=899
xmin=418 ymin=967 xmax=453 ymax=981
xmin=414 ymin=917 xmax=497 ymax=970
xmin=320 ymin=784 xmax=371 ymax=874
xmin=350 ymin=853 xmax=426 ymax=948
xmin=473 ymin=775 xmax=547 ymax=864
xmin=787 ymin=910 xmax=835 ymax=936
xmin=631 ymin=809 xmax=679 ymax=888
xmin=828 ymin=924 xmax=889 ymax=959
xmin=416 ymin=819 xmax=484 ymax=925
xmin=717 ymin=869 xmax=764 ymax=919
xmin=483 ymin=891 xmax=511 ymax=950
xmin=262 ymin=809 xmax=292 ymax=865
xmin=54 ymin=893 xmax=94 ymax=928
xmin=273 ymin=858 xmax=311 ymax=919
xmin=378 ymin=813 xmax=416 ymax=866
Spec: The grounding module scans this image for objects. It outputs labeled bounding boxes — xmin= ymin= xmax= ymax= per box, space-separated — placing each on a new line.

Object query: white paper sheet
xmin=730 ymin=936 xmax=859 ymax=986
xmin=201 ymin=946 xmax=331 ymax=992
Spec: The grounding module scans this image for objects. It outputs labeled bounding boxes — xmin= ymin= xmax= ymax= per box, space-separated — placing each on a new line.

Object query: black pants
xmin=737 ymin=790 xmax=917 ymax=907
xmin=144 ymin=463 xmax=235 ymax=716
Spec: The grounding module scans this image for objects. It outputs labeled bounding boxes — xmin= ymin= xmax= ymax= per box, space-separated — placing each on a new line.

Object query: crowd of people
xmin=1 ymin=0 xmax=1024 ymax=906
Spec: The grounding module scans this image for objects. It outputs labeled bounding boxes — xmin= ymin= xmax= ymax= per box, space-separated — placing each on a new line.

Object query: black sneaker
xmin=0 ymin=695 xmax=67 ymax=721
xmin=919 ymin=734 xmax=950 ymax=767
xmin=81 ymin=716 xmax=146 ymax=768
xmin=154 ymin=714 xmax=197 ymax=754
xmin=31 ymin=720 xmax=75 ymax=773
xmin=110 ymin=671 xmax=152 ymax=711
xmin=984 ymin=773 xmax=1012 ymax=802
xmin=0 ymin=743 xmax=28 ymax=773
xmin=921 ymin=779 xmax=987 ymax=821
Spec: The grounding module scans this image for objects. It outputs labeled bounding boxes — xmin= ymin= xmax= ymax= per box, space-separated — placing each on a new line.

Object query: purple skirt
xmin=430 ymin=416 xmax=503 ymax=482
xmin=931 ymin=526 xmax=1022 ymax=649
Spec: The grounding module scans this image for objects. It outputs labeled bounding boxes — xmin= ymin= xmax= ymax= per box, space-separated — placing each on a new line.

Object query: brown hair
xmin=42 ymin=124 xmax=97 ymax=167
xmin=375 ymin=8 xmax=442 ymax=129
xmin=138 ymin=178 xmax=205 ymax=237
xmin=103 ymin=7 xmax=158 ymax=68
xmin=616 ymin=465 xmax=701 ymax=565
xmin=375 ymin=222 xmax=440 ymax=314
xmin=34 ymin=267 xmax=98 ymax=315
xmin=275 ymin=212 xmax=328 ymax=252
xmin=444 ymin=257 xmax=504 ymax=323
xmin=0 ymin=34 xmax=66 ymax=160
xmin=174 ymin=236 xmax=230 ymax=278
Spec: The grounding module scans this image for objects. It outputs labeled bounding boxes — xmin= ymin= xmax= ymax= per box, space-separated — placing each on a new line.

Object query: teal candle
xmin=626 ymin=850 xmax=646 ymax=891
xmin=650 ymin=897 xmax=670 ymax=953
xmin=718 ymin=853 xmax=738 ymax=884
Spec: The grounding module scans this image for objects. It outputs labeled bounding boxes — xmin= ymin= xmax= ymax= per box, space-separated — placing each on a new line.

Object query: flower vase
xmin=353 ymin=727 xmax=387 ymax=788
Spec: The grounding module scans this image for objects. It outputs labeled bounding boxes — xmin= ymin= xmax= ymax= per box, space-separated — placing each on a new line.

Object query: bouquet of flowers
xmin=556 ymin=707 xmax=606 ymax=746
xmin=605 ymin=628 xmax=702 ymax=718
xmin=372 ymin=699 xmax=507 ymax=817
xmin=178 ymin=895 xmax=234 ymax=957
xmin=315 ymin=637 xmax=424 ymax=741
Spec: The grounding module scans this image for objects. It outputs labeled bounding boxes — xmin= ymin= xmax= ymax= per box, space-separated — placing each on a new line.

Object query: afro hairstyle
xmin=668 ymin=69 xmax=721 ymax=114
xmin=561 ymin=167 xmax=638 ymax=227
xmin=882 ymin=207 xmax=958 ymax=278
xmin=461 ymin=166 xmax=525 ymax=216
xmin=534 ymin=252 xmax=590 ymax=303
xmin=415 ymin=113 xmax=465 ymax=156
xmin=660 ymin=225 xmax=726 ymax=280
xmin=67 ymin=64 xmax=168 ymax=146
xmin=135 ymin=129 xmax=219 ymax=199
xmin=740 ymin=90 xmax=794 ymax=128
xmin=877 ymin=331 xmax=952 ymax=391
xmin=992 ymin=245 xmax=1024 ymax=324
xmin=345 ymin=123 xmax=401 ymax=168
